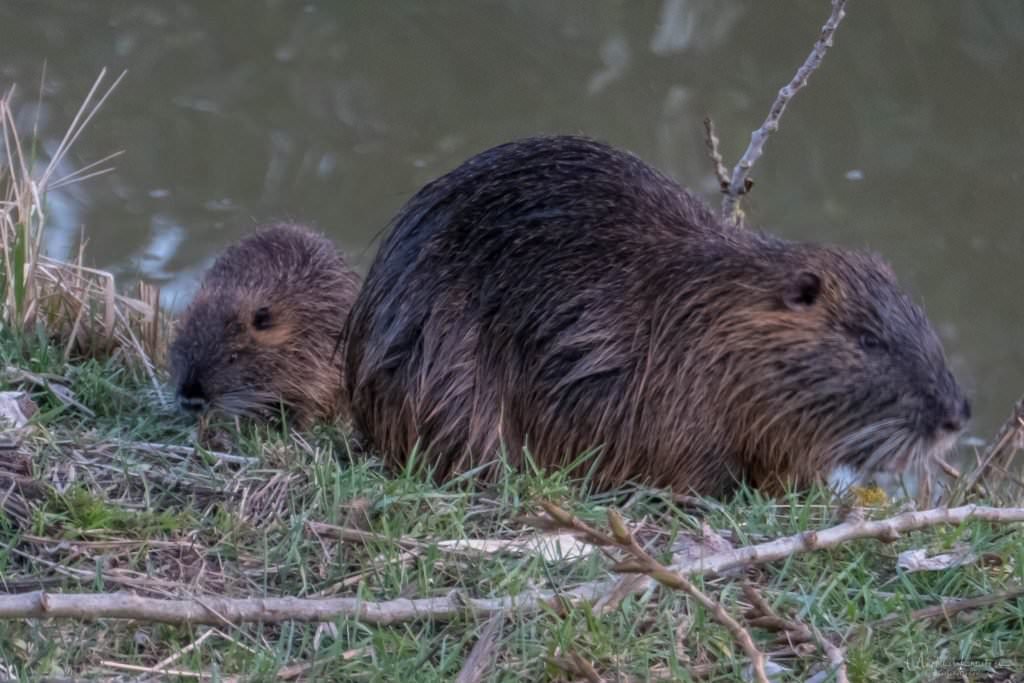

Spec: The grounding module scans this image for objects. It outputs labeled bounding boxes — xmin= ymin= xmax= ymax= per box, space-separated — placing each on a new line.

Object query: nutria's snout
xmin=923 ymin=370 xmax=971 ymax=439
xmin=169 ymin=347 xmax=213 ymax=416
xmin=176 ymin=375 xmax=208 ymax=415
xmin=938 ymin=396 xmax=971 ymax=435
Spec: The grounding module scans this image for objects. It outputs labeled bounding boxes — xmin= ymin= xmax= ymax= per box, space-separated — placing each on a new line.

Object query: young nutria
xmin=344 ymin=135 xmax=970 ymax=496
xmin=170 ymin=223 xmax=360 ymax=428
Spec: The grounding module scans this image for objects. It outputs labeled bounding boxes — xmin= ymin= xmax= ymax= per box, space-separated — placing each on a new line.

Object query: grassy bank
xmin=1 ymin=333 xmax=1023 ymax=682
xmin=2 ymin=72 xmax=1024 ymax=683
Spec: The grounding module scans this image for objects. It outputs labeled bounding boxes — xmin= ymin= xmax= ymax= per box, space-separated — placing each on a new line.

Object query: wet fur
xmin=171 ymin=223 xmax=361 ymax=428
xmin=345 ymin=136 xmax=969 ymax=496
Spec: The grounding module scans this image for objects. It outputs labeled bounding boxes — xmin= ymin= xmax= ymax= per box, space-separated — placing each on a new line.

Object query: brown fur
xmin=170 ymin=223 xmax=360 ymax=428
xmin=344 ymin=136 xmax=970 ymax=496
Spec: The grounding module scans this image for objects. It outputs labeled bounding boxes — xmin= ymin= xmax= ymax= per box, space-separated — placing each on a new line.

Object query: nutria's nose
xmin=178 ymin=379 xmax=208 ymax=415
xmin=179 ymin=396 xmax=207 ymax=414
xmin=940 ymin=397 xmax=971 ymax=434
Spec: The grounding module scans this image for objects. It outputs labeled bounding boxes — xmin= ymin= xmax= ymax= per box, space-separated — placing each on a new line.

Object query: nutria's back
xmin=171 ymin=223 xmax=360 ymax=427
xmin=345 ymin=135 xmax=969 ymax=495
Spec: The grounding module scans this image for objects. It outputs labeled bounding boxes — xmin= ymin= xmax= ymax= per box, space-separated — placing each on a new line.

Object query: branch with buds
xmin=538 ymin=501 xmax=770 ymax=683
xmin=709 ymin=0 xmax=849 ymax=227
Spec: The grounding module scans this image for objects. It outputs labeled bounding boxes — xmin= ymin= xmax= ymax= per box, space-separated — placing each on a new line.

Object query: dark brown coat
xmin=170 ymin=223 xmax=360 ymax=428
xmin=344 ymin=136 xmax=969 ymax=495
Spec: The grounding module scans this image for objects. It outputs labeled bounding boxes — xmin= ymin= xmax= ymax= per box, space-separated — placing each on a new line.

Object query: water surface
xmin=2 ymin=0 xmax=1023 ymax=438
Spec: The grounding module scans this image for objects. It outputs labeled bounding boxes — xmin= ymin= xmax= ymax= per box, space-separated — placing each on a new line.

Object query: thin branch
xmin=305 ymin=520 xmax=423 ymax=549
xmin=721 ymin=0 xmax=849 ymax=225
xmin=547 ymin=651 xmax=606 ymax=683
xmin=742 ymin=583 xmax=812 ymax=645
xmin=742 ymin=584 xmax=848 ymax=682
xmin=935 ymin=457 xmax=991 ymax=501
xmin=702 ymin=116 xmax=729 ymax=190
xmin=809 ymin=624 xmax=849 ymax=683
xmin=667 ymin=504 xmax=1024 ymax=578
xmin=963 ymin=395 xmax=1024 ymax=494
xmin=455 ymin=612 xmax=505 ymax=683
xmin=540 ymin=502 xmax=770 ymax=683
xmin=872 ymin=586 xmax=1024 ymax=628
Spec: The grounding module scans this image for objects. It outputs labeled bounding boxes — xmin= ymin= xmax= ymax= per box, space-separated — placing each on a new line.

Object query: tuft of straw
xmin=0 ymin=69 xmax=170 ymax=369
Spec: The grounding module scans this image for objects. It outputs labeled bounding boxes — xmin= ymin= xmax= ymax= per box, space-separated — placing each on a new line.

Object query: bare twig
xmin=872 ymin=586 xmax=1024 ymax=628
xmin=742 ymin=583 xmax=812 ymax=646
xmin=547 ymin=651 xmax=606 ymax=683
xmin=721 ymin=0 xmax=849 ymax=225
xmin=963 ymin=395 xmax=1024 ymax=494
xmin=664 ymin=504 xmax=1024 ymax=578
xmin=305 ymin=520 xmax=423 ymax=549
xmin=540 ymin=502 xmax=770 ymax=683
xmin=618 ymin=515 xmax=766 ymax=681
xmin=455 ymin=613 xmax=505 ymax=683
xmin=702 ymin=116 xmax=729 ymax=190
xmin=579 ymin=503 xmax=1024 ymax=635
xmin=742 ymin=585 xmax=850 ymax=682
xmin=935 ymin=457 xmax=991 ymax=501
xmin=809 ymin=624 xmax=849 ymax=683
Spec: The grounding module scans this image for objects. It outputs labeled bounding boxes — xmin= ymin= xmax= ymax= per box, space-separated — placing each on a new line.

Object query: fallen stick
xmin=0 ymin=505 xmax=1020 ymax=626
xmin=668 ymin=504 xmax=1024 ymax=577
xmin=872 ymin=586 xmax=1024 ymax=628
xmin=0 ymin=587 xmax=566 ymax=626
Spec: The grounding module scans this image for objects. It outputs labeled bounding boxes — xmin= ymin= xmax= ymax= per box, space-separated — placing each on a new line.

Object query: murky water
xmin=2 ymin=0 xmax=1023 ymax=439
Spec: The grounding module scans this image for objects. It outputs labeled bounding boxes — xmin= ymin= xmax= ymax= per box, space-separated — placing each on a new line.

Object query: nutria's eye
xmin=253 ymin=307 xmax=272 ymax=330
xmin=228 ymin=352 xmax=239 ymax=364
xmin=859 ymin=332 xmax=882 ymax=351
xmin=782 ymin=271 xmax=821 ymax=310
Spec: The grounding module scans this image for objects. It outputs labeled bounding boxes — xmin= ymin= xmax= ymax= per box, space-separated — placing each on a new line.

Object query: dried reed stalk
xmin=0 ymin=69 xmax=170 ymax=368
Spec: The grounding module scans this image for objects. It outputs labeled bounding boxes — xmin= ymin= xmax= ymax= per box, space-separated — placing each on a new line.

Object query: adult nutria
xmin=170 ymin=223 xmax=360 ymax=428
xmin=344 ymin=135 xmax=970 ymax=496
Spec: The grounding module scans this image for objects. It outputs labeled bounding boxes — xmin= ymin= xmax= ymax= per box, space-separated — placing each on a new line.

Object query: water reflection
xmin=0 ymin=0 xmax=1022 ymax=437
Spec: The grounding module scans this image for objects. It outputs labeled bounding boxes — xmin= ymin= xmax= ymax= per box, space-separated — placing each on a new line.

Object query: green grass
xmin=0 ymin=333 xmax=1023 ymax=682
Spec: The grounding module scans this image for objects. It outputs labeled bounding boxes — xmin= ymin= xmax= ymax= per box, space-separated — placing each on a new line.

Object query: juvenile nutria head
xmin=170 ymin=223 xmax=360 ymax=428
xmin=697 ymin=238 xmax=970 ymax=492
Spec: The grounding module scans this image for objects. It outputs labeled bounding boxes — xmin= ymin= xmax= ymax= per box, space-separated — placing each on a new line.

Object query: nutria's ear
xmin=782 ymin=271 xmax=821 ymax=310
xmin=253 ymin=307 xmax=273 ymax=330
